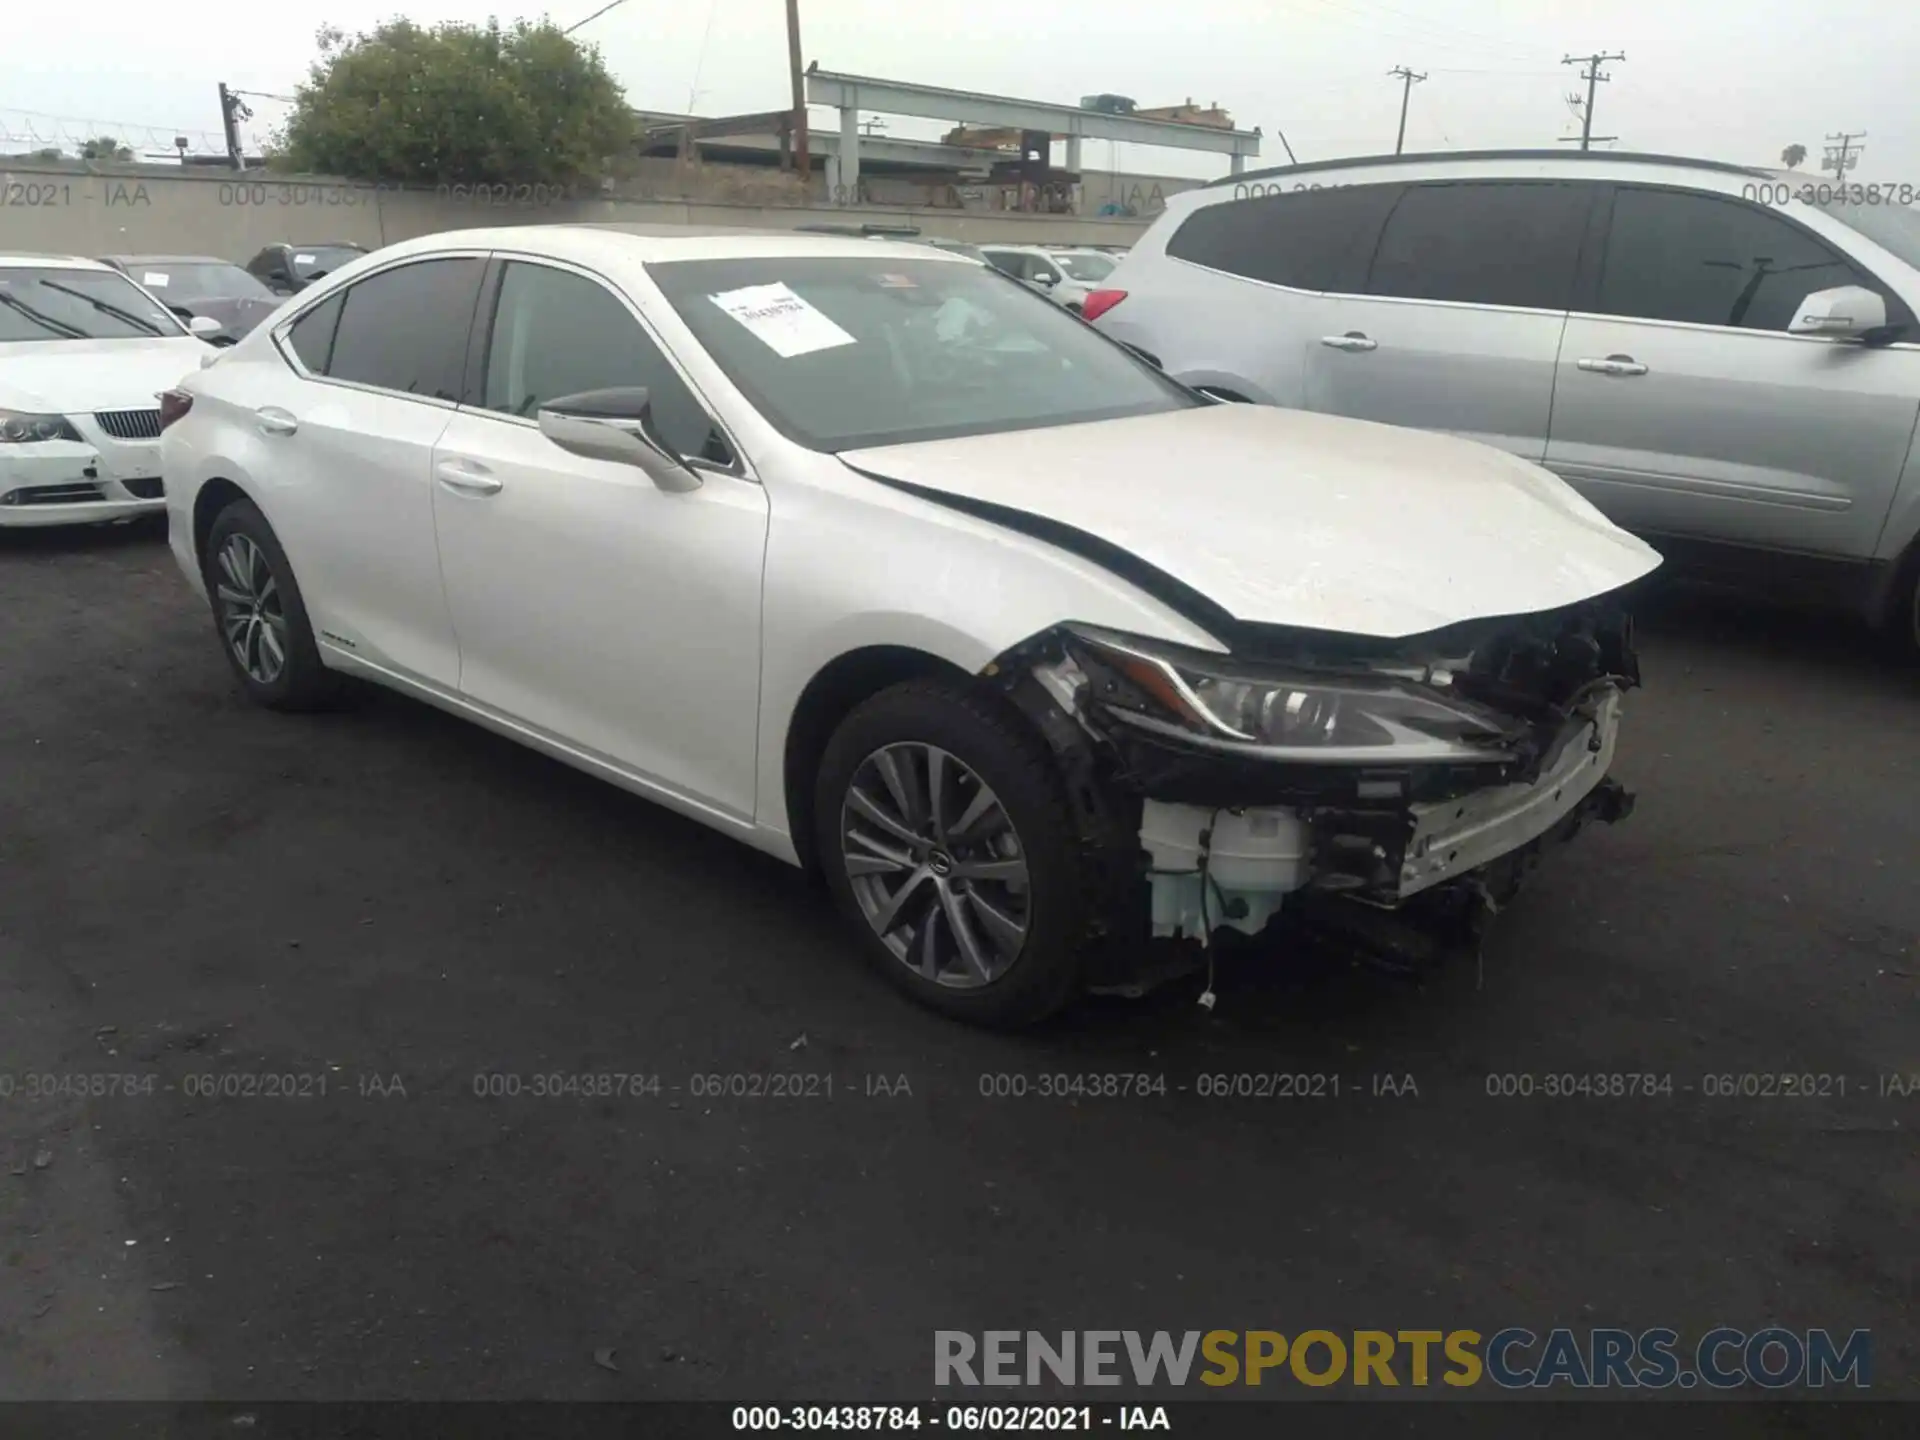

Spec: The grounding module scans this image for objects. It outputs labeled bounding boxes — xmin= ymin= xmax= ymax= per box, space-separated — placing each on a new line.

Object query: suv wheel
xmin=202 ymin=497 xmax=339 ymax=711
xmin=814 ymin=679 xmax=1096 ymax=1027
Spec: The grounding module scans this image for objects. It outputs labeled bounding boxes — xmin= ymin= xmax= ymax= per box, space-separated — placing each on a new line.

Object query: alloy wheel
xmin=839 ymin=742 xmax=1031 ymax=988
xmin=213 ymin=533 xmax=288 ymax=685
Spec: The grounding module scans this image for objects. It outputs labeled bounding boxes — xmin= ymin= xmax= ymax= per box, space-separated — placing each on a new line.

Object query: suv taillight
xmin=157 ymin=389 xmax=193 ymax=431
xmin=1080 ymin=288 xmax=1127 ymax=324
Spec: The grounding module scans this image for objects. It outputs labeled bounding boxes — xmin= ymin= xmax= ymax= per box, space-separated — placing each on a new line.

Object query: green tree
xmin=81 ymin=136 xmax=132 ymax=160
xmin=33 ymin=147 xmax=64 ymax=161
xmin=277 ymin=17 xmax=635 ymax=185
xmin=1780 ymin=143 xmax=1807 ymax=169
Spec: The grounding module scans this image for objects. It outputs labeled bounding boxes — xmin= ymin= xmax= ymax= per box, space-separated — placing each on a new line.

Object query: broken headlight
xmin=1065 ymin=626 xmax=1521 ymax=764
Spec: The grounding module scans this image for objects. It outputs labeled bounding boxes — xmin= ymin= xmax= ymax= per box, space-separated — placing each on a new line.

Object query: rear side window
xmin=1595 ymin=187 xmax=1872 ymax=331
xmin=284 ymin=292 xmax=343 ymax=373
xmin=323 ymin=257 xmax=484 ymax=400
xmin=1366 ymin=181 xmax=1592 ymax=311
xmin=1166 ymin=183 xmax=1402 ymax=293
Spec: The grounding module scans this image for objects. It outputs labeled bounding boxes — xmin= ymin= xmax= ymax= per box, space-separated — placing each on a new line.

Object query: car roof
xmin=369 ymin=224 xmax=977 ymax=267
xmin=1209 ymin=147 xmax=1772 ymax=190
xmin=0 ymin=253 xmax=115 ymax=271
xmin=100 ymin=254 xmax=231 ymax=266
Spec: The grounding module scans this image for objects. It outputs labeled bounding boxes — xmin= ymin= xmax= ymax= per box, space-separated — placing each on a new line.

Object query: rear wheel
xmin=202 ymin=497 xmax=339 ymax=711
xmin=813 ymin=679 xmax=1097 ymax=1027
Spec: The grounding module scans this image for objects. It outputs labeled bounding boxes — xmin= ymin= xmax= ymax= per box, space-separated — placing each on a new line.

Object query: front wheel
xmin=202 ymin=497 xmax=340 ymax=711
xmin=813 ymin=679 xmax=1099 ymax=1027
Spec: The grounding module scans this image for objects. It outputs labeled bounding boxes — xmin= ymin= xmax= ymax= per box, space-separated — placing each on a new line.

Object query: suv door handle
xmin=255 ymin=406 xmax=298 ymax=436
xmin=1576 ymin=354 xmax=1649 ymax=376
xmin=1320 ymin=332 xmax=1377 ymax=353
xmin=434 ymin=458 xmax=503 ymax=496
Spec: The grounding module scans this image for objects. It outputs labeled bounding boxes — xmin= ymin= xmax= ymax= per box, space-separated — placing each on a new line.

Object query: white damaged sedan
xmin=158 ymin=225 xmax=1660 ymax=1025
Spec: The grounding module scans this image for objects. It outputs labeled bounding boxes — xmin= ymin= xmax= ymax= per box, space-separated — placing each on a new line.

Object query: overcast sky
xmin=2 ymin=1 xmax=1912 ymax=182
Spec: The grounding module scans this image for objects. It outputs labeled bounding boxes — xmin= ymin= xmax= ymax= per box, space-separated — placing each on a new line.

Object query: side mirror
xmin=1030 ymin=271 xmax=1057 ymax=287
xmin=1789 ymin=285 xmax=1888 ymax=341
xmin=187 ymin=314 xmax=224 ymax=339
xmin=536 ymin=387 xmax=701 ymax=494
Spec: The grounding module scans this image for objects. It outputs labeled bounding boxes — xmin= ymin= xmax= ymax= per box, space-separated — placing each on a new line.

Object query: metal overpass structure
xmin=800 ymin=67 xmax=1262 ymax=200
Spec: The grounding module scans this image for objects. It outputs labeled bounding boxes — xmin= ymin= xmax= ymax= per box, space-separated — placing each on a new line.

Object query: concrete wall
xmin=0 ymin=161 xmax=1152 ymax=263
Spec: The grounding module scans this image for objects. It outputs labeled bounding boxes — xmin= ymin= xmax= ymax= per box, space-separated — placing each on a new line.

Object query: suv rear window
xmin=1165 ymin=184 xmax=1402 ymax=292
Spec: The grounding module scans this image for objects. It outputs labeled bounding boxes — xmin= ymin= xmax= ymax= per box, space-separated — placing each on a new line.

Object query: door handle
xmin=255 ymin=406 xmax=298 ymax=436
xmin=434 ymin=459 xmax=503 ymax=496
xmin=1576 ymin=354 xmax=1649 ymax=376
xmin=1320 ymin=332 xmax=1378 ymax=353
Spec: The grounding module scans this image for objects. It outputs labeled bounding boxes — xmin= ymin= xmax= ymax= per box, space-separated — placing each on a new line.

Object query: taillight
xmin=157 ymin=389 xmax=193 ymax=431
xmin=1081 ymin=288 xmax=1127 ymax=324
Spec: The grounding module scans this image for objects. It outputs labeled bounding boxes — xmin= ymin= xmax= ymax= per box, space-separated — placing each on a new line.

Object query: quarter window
xmin=1166 ymin=184 xmax=1402 ymax=293
xmin=324 ymin=257 xmax=483 ymax=400
xmin=284 ymin=292 xmax=343 ymax=373
xmin=1366 ymin=181 xmax=1592 ymax=310
xmin=1595 ymin=188 xmax=1868 ymax=331
xmin=479 ymin=261 xmax=733 ymax=465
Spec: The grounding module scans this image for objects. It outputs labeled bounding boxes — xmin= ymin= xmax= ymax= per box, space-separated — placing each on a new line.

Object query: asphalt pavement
xmin=1 ymin=517 xmax=1915 ymax=1421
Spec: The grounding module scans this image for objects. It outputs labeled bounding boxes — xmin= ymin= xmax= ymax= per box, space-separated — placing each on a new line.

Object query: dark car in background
xmin=242 ymin=242 xmax=369 ymax=296
xmin=98 ymin=255 xmax=281 ymax=344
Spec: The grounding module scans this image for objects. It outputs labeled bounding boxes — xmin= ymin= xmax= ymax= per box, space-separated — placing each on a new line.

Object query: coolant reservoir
xmin=1139 ymin=802 xmax=1311 ymax=940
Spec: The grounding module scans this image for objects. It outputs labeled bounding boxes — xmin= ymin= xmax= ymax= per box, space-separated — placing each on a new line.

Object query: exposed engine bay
xmin=986 ymin=596 xmax=1643 ymax=988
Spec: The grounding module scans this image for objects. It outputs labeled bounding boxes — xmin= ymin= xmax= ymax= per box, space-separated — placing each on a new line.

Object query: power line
xmin=1823 ymin=130 xmax=1866 ymax=176
xmin=1293 ymin=0 xmax=1558 ymax=65
xmin=564 ymin=0 xmax=631 ymax=34
xmin=1387 ymin=65 xmax=1426 ymax=156
xmin=1559 ymin=51 xmax=1625 ymax=151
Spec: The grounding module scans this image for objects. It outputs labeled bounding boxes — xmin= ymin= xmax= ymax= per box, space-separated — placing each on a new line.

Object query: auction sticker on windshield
xmin=143 ymin=272 xmax=169 ymax=286
xmin=710 ymin=282 xmax=857 ymax=358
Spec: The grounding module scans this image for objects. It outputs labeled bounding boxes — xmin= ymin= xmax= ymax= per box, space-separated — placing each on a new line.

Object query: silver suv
xmin=1090 ymin=150 xmax=1920 ymax=653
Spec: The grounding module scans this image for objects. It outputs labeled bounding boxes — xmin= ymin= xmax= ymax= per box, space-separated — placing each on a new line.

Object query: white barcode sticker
xmin=709 ymin=282 xmax=856 ymax=358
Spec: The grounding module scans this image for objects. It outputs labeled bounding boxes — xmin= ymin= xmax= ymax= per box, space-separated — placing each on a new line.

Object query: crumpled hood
xmin=839 ymin=403 xmax=1661 ymax=639
xmin=0 ymin=337 xmax=210 ymax=413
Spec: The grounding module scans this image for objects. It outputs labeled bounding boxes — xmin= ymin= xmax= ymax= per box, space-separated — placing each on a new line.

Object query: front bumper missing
xmin=987 ymin=611 xmax=1642 ymax=987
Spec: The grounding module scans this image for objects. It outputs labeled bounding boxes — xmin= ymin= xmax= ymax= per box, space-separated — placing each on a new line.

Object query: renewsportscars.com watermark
xmin=934 ymin=1328 xmax=1872 ymax=1390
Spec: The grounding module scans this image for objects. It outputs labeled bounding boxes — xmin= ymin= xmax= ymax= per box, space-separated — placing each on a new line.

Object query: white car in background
xmin=978 ymin=244 xmax=1122 ymax=311
xmin=1 ymin=254 xmax=220 ymax=527
xmin=158 ymin=225 xmax=1657 ymax=1026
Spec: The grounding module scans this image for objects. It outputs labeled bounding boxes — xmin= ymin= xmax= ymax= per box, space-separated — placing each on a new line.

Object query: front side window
xmin=1366 ymin=181 xmax=1593 ymax=311
xmin=0 ymin=267 xmax=188 ymax=343
xmin=649 ymin=254 xmax=1198 ymax=451
xmin=1596 ymin=188 xmax=1867 ymax=331
xmin=480 ymin=261 xmax=733 ymax=464
xmin=1053 ymin=252 xmax=1116 ymax=283
xmin=1165 ymin=184 xmax=1403 ymax=293
xmin=323 ymin=258 xmax=484 ymax=400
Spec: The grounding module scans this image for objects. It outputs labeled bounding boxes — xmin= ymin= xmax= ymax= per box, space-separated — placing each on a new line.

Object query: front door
xmin=1545 ymin=184 xmax=1920 ymax=557
xmin=429 ymin=257 xmax=769 ymax=819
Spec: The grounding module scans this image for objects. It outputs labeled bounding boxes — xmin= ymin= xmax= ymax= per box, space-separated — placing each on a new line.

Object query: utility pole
xmin=1823 ymin=130 xmax=1866 ymax=179
xmin=1559 ymin=51 xmax=1625 ymax=150
xmin=786 ymin=0 xmax=810 ymax=180
xmin=217 ymin=83 xmax=250 ymax=171
xmin=1388 ymin=66 xmax=1426 ymax=155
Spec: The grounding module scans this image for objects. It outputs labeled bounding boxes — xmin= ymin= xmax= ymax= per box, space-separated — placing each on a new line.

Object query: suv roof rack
xmin=1206 ymin=148 xmax=1772 ymax=190
xmin=793 ymin=222 xmax=923 ymax=238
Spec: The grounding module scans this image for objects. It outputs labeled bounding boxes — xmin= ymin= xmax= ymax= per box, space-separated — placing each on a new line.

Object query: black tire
xmin=1888 ymin=546 xmax=1920 ymax=664
xmin=201 ymin=496 xmax=340 ymax=711
xmin=813 ymin=678 xmax=1098 ymax=1027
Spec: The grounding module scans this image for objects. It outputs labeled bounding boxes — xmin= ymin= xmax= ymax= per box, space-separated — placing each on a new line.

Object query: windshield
xmin=292 ymin=246 xmax=365 ymax=279
xmin=1053 ymin=252 xmax=1117 ymax=282
xmin=649 ymin=255 xmax=1196 ymax=451
xmin=0 ymin=267 xmax=188 ymax=343
xmin=131 ymin=262 xmax=275 ymax=302
xmin=1821 ymin=201 xmax=1920 ymax=270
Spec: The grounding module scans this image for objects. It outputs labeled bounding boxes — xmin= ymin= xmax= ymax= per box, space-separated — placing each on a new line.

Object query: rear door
xmin=259 ymin=253 xmax=485 ymax=688
xmin=1545 ymin=184 xmax=1920 ymax=557
xmin=1304 ymin=179 xmax=1598 ymax=461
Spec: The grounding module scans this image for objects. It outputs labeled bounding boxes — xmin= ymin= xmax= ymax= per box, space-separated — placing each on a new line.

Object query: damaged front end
xmin=985 ymin=599 xmax=1643 ymax=989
